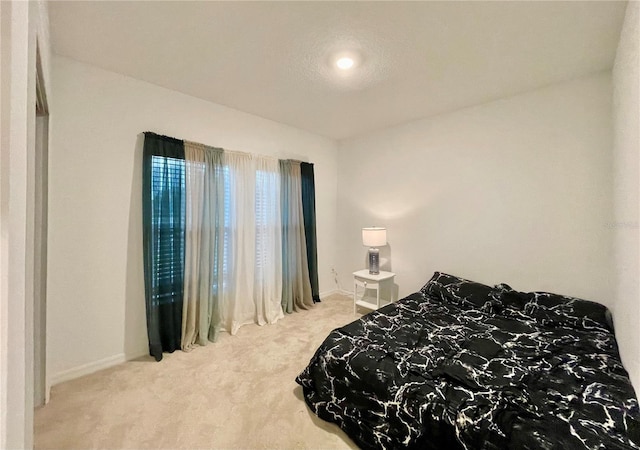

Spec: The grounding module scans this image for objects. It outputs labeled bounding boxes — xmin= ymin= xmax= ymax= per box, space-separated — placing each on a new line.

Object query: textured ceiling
xmin=49 ymin=1 xmax=626 ymax=140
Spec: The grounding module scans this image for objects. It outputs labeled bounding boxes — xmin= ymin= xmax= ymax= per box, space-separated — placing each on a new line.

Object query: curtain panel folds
xmin=142 ymin=132 xmax=185 ymax=361
xmin=142 ymin=132 xmax=319 ymax=360
xmin=300 ymin=162 xmax=320 ymax=303
xmin=254 ymin=157 xmax=285 ymax=326
xmin=182 ymin=142 xmax=224 ymax=350
xmin=218 ymin=151 xmax=257 ymax=335
xmin=280 ymin=160 xmax=314 ymax=313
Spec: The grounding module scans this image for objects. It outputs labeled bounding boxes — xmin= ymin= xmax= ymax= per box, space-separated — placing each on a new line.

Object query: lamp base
xmin=368 ymin=248 xmax=380 ymax=275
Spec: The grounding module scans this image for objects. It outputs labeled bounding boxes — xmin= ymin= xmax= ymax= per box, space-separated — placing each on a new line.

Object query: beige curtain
xmin=182 ymin=142 xmax=224 ymax=350
xmin=217 ymin=151 xmax=256 ymax=335
xmin=280 ymin=160 xmax=314 ymax=313
xmin=254 ymin=156 xmax=284 ymax=325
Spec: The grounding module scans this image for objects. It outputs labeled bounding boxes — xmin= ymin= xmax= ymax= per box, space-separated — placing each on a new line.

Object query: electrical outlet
xmin=331 ymin=267 xmax=340 ymax=289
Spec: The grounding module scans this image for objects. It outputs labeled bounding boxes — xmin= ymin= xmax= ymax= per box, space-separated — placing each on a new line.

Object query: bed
xmin=296 ymin=272 xmax=640 ymax=449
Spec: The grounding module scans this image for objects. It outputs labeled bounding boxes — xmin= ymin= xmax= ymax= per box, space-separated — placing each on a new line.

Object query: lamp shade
xmin=362 ymin=227 xmax=387 ymax=247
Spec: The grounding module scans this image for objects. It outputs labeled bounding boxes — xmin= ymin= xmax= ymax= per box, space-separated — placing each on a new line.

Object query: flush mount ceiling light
xmin=336 ymin=56 xmax=355 ymax=70
xmin=331 ymin=49 xmax=361 ymax=72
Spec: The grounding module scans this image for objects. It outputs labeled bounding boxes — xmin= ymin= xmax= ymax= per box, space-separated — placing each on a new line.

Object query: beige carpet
xmin=35 ymin=294 xmax=362 ymax=449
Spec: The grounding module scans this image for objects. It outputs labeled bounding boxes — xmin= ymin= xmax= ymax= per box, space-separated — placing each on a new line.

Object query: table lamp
xmin=362 ymin=227 xmax=387 ymax=275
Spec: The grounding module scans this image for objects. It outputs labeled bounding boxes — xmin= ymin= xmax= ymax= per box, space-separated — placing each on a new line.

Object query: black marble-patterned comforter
xmin=296 ymin=272 xmax=640 ymax=449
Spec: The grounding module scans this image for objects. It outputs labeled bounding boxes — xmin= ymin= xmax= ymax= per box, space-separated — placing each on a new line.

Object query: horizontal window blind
xmin=151 ymin=155 xmax=185 ymax=305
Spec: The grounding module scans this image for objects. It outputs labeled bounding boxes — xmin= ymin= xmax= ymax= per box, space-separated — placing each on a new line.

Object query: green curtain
xmin=142 ymin=132 xmax=185 ymax=361
xmin=300 ymin=162 xmax=320 ymax=303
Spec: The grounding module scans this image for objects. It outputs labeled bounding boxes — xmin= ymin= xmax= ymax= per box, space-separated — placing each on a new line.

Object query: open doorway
xmin=34 ymin=43 xmax=49 ymax=408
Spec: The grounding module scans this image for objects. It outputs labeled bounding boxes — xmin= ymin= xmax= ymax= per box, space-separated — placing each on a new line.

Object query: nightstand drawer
xmin=354 ymin=278 xmax=379 ymax=290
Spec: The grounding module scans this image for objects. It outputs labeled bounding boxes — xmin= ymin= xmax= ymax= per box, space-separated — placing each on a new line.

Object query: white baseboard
xmin=320 ymin=289 xmax=352 ymax=298
xmin=319 ymin=289 xmax=337 ymax=298
xmin=49 ymin=353 xmax=127 ymax=387
xmin=47 ymin=349 xmax=149 ymax=389
xmin=125 ymin=349 xmax=150 ymax=361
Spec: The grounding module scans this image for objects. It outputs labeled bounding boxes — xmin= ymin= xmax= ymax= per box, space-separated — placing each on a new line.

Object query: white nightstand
xmin=353 ymin=270 xmax=396 ymax=313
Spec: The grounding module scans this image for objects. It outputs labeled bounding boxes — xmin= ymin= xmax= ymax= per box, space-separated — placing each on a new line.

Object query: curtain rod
xmin=283 ymin=159 xmax=315 ymax=165
xmin=144 ymin=131 xmax=313 ymax=165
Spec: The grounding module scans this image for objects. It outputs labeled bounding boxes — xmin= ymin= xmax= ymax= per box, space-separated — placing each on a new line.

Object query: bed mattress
xmin=296 ymin=273 xmax=640 ymax=449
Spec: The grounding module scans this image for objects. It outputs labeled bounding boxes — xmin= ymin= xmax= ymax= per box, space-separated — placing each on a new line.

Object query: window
xmin=150 ymin=155 xmax=185 ymax=305
xmin=149 ymin=157 xmax=281 ymax=294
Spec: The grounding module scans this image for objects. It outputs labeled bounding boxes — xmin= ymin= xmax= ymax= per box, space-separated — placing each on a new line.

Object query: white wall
xmin=337 ymin=73 xmax=614 ymax=308
xmin=0 ymin=0 xmax=52 ymax=448
xmin=612 ymin=1 xmax=640 ymax=391
xmin=48 ymin=56 xmax=338 ymax=383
